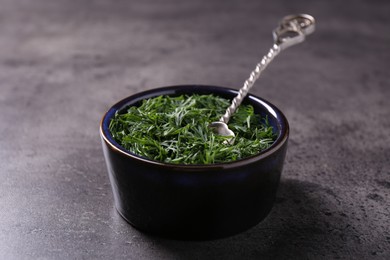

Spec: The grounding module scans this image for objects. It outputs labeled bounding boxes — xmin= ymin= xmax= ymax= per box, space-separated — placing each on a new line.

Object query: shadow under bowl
xmin=100 ymin=85 xmax=289 ymax=240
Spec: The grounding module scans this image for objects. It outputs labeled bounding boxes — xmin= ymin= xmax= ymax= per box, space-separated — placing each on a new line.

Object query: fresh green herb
xmin=109 ymin=94 xmax=276 ymax=164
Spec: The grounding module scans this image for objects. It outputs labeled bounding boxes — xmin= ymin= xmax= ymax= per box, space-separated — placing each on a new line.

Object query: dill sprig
xmin=109 ymin=94 xmax=276 ymax=164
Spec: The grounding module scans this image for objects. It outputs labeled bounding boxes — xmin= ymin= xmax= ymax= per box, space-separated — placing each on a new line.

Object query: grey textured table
xmin=1 ymin=0 xmax=389 ymax=259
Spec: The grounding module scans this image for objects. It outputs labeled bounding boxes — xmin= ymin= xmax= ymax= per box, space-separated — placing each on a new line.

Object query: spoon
xmin=209 ymin=14 xmax=315 ymax=144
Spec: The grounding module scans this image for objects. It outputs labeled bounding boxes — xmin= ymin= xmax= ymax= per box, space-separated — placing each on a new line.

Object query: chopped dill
xmin=109 ymin=94 xmax=276 ymax=164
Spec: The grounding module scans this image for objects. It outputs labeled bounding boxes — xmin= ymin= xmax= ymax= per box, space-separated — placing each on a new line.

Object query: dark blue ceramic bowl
xmin=100 ymin=85 xmax=289 ymax=240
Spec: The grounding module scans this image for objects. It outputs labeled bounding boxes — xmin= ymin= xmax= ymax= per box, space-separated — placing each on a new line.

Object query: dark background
xmin=0 ymin=0 xmax=389 ymax=259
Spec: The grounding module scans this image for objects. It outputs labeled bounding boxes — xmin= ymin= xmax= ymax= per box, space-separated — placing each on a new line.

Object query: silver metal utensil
xmin=210 ymin=14 xmax=315 ymax=144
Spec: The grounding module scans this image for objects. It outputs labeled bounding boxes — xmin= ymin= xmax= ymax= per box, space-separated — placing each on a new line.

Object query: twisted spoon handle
xmin=220 ymin=44 xmax=281 ymax=123
xmin=219 ymin=14 xmax=315 ymax=124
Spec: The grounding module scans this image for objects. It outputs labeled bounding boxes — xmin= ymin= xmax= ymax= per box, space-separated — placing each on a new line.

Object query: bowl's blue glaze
xmin=100 ymin=85 xmax=289 ymax=240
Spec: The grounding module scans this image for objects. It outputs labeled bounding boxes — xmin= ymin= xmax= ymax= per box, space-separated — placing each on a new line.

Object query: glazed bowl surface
xmin=100 ymin=85 xmax=289 ymax=240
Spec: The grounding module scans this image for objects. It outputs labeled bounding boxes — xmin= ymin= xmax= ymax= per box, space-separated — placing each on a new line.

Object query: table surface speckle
xmin=1 ymin=0 xmax=389 ymax=259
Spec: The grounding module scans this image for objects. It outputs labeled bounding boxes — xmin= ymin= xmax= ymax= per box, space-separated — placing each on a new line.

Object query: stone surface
xmin=0 ymin=0 xmax=389 ymax=259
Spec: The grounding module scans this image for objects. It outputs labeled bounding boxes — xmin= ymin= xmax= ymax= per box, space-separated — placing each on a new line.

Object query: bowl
xmin=100 ymin=85 xmax=289 ymax=240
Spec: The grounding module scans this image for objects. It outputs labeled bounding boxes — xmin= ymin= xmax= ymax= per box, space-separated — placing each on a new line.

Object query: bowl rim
xmin=100 ymin=85 xmax=289 ymax=170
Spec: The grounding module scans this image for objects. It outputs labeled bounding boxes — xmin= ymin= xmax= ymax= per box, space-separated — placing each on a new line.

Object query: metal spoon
xmin=209 ymin=14 xmax=315 ymax=144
